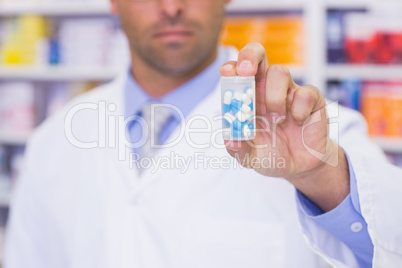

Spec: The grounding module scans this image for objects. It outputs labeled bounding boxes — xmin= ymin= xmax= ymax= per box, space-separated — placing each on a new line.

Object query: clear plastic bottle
xmin=221 ymin=76 xmax=256 ymax=141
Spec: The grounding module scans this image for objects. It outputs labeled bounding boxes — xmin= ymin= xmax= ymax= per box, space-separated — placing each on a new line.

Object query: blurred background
xmin=0 ymin=0 xmax=402 ymax=265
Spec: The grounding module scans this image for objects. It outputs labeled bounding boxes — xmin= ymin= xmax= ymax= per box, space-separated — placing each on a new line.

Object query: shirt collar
xmin=124 ymin=47 xmax=230 ymax=120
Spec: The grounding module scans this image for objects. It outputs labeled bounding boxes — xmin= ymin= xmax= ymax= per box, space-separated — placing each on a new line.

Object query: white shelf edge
xmin=0 ymin=2 xmax=111 ymax=16
xmin=226 ymin=1 xmax=305 ymax=12
xmin=0 ymin=66 xmax=303 ymax=81
xmin=0 ymin=66 xmax=121 ymax=81
xmin=0 ymin=1 xmax=305 ymax=16
xmin=5 ymin=0 xmax=392 ymax=15
xmin=372 ymin=137 xmax=402 ymax=153
xmin=0 ymin=132 xmax=31 ymax=145
xmin=326 ymin=64 xmax=402 ymax=80
xmin=326 ymin=1 xmax=402 ymax=10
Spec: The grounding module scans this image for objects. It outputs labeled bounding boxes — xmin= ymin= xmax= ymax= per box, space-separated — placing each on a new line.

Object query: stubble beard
xmin=127 ymin=17 xmax=221 ymax=76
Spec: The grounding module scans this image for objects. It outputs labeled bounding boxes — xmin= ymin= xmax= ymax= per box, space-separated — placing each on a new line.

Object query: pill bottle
xmin=221 ymin=76 xmax=256 ymax=140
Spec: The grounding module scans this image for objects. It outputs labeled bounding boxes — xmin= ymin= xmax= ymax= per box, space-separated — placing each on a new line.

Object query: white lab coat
xmin=4 ymin=48 xmax=402 ymax=268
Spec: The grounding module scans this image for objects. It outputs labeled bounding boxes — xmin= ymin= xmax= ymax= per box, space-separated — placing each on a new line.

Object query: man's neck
xmin=130 ymin=49 xmax=218 ymax=98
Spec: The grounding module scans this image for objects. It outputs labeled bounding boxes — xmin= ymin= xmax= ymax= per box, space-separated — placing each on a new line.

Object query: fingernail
xmin=221 ymin=64 xmax=234 ymax=71
xmin=238 ymin=60 xmax=252 ymax=72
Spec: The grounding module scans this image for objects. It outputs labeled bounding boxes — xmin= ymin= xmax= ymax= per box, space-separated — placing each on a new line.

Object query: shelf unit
xmin=324 ymin=1 xmax=402 ymax=154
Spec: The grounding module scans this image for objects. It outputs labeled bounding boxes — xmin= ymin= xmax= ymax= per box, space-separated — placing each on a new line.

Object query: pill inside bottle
xmin=220 ymin=76 xmax=256 ymax=141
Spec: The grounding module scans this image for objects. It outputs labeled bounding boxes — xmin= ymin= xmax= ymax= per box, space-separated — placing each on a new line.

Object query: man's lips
xmin=153 ymin=30 xmax=194 ymax=42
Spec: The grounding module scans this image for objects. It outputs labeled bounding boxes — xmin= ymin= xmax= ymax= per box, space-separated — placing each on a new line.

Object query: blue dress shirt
xmin=124 ymin=47 xmax=373 ymax=267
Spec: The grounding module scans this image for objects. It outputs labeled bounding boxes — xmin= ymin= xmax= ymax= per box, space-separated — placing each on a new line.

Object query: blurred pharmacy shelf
xmin=0 ymin=66 xmax=120 ymax=81
xmin=0 ymin=1 xmax=111 ymax=16
xmin=0 ymin=132 xmax=31 ymax=145
xmin=372 ymin=138 xmax=402 ymax=154
xmin=326 ymin=65 xmax=402 ymax=80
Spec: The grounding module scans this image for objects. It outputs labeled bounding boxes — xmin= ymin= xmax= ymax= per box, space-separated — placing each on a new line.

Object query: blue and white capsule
xmin=230 ymin=99 xmax=242 ymax=114
xmin=225 ymin=112 xmax=242 ymax=130
xmin=223 ymin=90 xmax=233 ymax=114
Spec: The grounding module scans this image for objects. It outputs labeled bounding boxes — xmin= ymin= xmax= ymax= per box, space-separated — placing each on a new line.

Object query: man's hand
xmin=220 ymin=43 xmax=350 ymax=212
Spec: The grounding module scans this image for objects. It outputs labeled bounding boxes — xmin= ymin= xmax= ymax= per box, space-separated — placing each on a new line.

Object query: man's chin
xmin=140 ymin=42 xmax=210 ymax=75
xmin=152 ymin=54 xmax=201 ymax=76
xmin=155 ymin=61 xmax=198 ymax=76
xmin=162 ymin=41 xmax=188 ymax=50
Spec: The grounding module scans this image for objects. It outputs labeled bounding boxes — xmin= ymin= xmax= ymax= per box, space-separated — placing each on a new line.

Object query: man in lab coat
xmin=4 ymin=0 xmax=402 ymax=267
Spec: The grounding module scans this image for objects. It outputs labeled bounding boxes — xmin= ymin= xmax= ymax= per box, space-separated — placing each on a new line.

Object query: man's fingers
xmin=290 ymin=85 xmax=326 ymax=123
xmin=221 ymin=43 xmax=268 ymax=77
xmin=236 ymin=43 xmax=268 ymax=76
xmin=265 ymin=64 xmax=298 ymax=118
xmin=220 ymin=61 xmax=237 ymax=76
xmin=236 ymin=43 xmax=269 ymax=116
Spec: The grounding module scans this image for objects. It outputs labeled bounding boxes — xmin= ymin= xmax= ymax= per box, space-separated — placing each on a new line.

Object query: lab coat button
xmin=131 ymin=195 xmax=141 ymax=206
xmin=350 ymin=222 xmax=363 ymax=232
